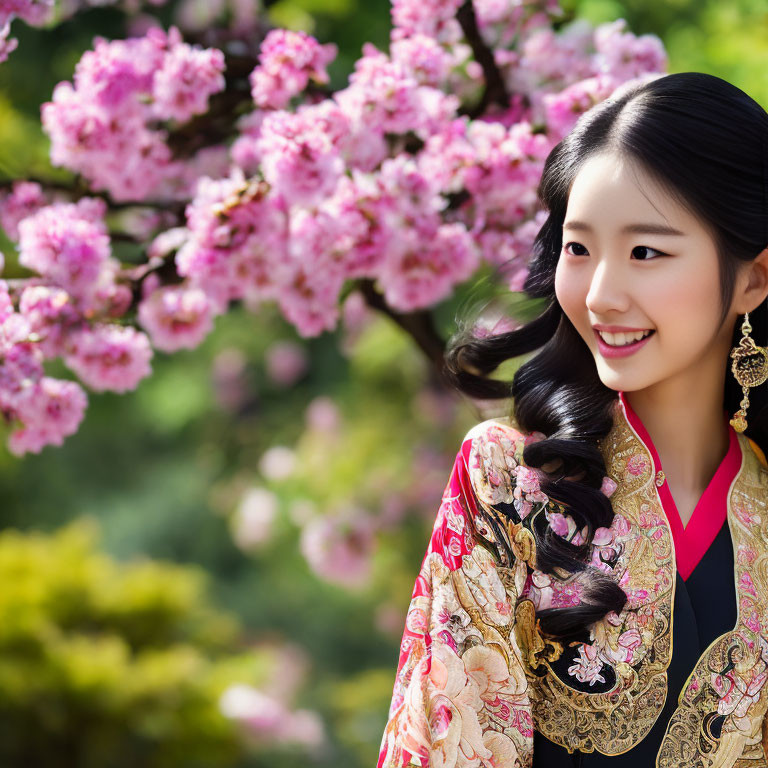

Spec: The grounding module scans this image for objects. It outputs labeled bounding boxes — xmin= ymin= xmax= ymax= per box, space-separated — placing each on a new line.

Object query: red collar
xmin=617 ymin=391 xmax=742 ymax=581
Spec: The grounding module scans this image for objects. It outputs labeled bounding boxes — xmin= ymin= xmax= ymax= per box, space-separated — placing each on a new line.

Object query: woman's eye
xmin=631 ymin=245 xmax=664 ymax=261
xmin=563 ymin=242 xmax=588 ymax=256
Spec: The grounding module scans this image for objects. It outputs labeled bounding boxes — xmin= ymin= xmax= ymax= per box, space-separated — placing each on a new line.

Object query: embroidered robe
xmin=377 ymin=391 xmax=768 ymax=768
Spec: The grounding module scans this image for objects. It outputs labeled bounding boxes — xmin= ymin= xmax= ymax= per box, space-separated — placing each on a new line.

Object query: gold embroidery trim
xmin=524 ymin=399 xmax=678 ymax=755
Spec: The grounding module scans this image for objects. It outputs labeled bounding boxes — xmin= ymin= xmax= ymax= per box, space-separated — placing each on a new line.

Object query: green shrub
xmin=0 ymin=518 xmax=268 ymax=768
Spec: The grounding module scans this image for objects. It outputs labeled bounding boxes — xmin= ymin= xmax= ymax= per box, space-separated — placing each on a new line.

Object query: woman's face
xmin=554 ymin=150 xmax=736 ymax=396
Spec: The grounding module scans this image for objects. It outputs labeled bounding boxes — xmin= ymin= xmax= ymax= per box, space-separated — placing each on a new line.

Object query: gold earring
xmin=729 ymin=311 xmax=768 ymax=432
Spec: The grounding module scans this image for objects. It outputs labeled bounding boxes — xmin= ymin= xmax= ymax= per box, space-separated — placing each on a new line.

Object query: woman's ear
xmin=735 ymin=246 xmax=768 ymax=313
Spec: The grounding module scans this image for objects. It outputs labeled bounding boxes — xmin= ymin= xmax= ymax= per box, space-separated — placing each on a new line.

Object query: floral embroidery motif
xmin=567 ymin=643 xmax=605 ymax=685
xmin=626 ymin=452 xmax=650 ymax=475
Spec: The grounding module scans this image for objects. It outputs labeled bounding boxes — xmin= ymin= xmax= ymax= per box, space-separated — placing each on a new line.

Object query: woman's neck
xmin=625 ymin=377 xmax=730 ymax=494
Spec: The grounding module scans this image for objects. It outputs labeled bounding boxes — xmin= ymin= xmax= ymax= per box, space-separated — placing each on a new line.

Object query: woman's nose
xmin=585 ymin=259 xmax=630 ymax=315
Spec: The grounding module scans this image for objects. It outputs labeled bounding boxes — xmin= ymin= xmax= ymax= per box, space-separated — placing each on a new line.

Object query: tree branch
xmin=456 ymin=0 xmax=510 ymax=119
xmin=356 ymin=278 xmax=449 ymax=383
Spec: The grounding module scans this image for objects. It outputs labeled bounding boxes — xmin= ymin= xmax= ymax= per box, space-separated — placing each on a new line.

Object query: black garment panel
xmin=531 ymin=519 xmax=736 ymax=766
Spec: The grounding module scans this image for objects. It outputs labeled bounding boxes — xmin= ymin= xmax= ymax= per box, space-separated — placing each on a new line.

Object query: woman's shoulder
xmin=458 ymin=416 xmax=545 ymax=507
xmin=747 ymin=437 xmax=768 ymax=469
xmin=460 ymin=415 xmax=543 ymax=448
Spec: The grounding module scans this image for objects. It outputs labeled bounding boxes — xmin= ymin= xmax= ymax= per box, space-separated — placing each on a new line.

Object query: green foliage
xmin=562 ymin=0 xmax=768 ymax=106
xmin=0 ymin=519 xmax=266 ymax=768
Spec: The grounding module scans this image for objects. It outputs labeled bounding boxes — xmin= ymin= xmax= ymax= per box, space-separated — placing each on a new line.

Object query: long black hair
xmin=445 ymin=72 xmax=768 ymax=642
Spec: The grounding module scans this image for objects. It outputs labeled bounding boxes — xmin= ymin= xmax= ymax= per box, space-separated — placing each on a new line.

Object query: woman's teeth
xmin=598 ymin=329 xmax=653 ymax=346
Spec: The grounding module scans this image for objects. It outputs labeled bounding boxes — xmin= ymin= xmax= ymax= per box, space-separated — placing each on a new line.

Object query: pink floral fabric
xmin=377 ymin=423 xmax=533 ymax=767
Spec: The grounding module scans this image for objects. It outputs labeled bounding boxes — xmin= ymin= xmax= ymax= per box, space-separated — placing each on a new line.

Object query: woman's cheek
xmin=555 ymin=264 xmax=589 ymax=330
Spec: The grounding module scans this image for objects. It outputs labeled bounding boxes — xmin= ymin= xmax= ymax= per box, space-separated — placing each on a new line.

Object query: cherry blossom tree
xmin=0 ymin=0 xmax=668 ymax=456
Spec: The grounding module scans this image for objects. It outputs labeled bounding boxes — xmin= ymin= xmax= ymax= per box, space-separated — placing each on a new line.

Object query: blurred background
xmin=0 ymin=1 xmax=766 ymax=766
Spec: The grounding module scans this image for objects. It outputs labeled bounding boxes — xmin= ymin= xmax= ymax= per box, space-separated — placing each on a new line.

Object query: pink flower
xmin=305 ymin=396 xmax=340 ymax=433
xmin=552 ymin=579 xmax=583 ymax=608
xmin=8 ymin=376 xmax=87 ymax=456
xmin=275 ymin=258 xmax=345 ymax=337
xmin=513 ymin=465 xmax=541 ymax=494
xmin=737 ymin=545 xmax=758 ymax=566
xmin=219 ymin=683 xmax=325 ymax=749
xmin=0 ymin=180 xmax=48 ymax=240
xmin=257 ymin=109 xmax=345 ymax=208
xmin=0 ymin=0 xmax=54 ymax=28
xmin=176 ymin=170 xmax=290 ymax=311
xmin=616 ymin=629 xmax=642 ymax=662
xmin=299 ymin=505 xmax=377 ymax=589
xmin=0 ymin=21 xmax=17 ymax=63
xmin=542 ymin=73 xmax=620 ymax=143
xmin=17 ymin=198 xmax=121 ymax=314
xmin=733 ymin=502 xmax=761 ymax=528
xmin=264 ymin=340 xmax=308 ymax=386
xmin=461 ymin=120 xmax=552 ymax=230
xmin=390 ymin=33 xmax=453 ymax=87
xmin=592 ymin=526 xmax=615 ymax=547
xmin=137 ymin=283 xmax=215 ymax=352
xmin=64 ymin=323 xmax=153 ymax=392
xmin=592 ymin=18 xmax=667 ymax=81
xmin=390 ymin=0 xmax=463 ymax=43
xmin=334 ymin=43 xmax=458 ymax=139
xmin=739 ymin=572 xmax=758 ymax=598
xmin=524 ymin=430 xmax=547 ymax=445
xmin=18 ymin=285 xmax=81 ymax=359
xmin=152 ymin=42 xmax=226 ymax=123
xmin=519 ymin=25 xmax=593 ymax=87
xmin=250 ymin=29 xmax=337 ymax=110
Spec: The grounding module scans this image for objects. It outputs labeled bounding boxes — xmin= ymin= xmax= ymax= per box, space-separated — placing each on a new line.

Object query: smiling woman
xmin=378 ymin=72 xmax=768 ymax=768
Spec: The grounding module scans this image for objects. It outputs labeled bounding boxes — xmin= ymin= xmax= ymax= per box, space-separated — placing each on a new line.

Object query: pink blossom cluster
xmin=174 ymin=170 xmax=291 ymax=315
xmin=137 ymin=274 xmax=214 ymax=353
xmin=219 ymin=683 xmax=325 ymax=749
xmin=17 ymin=197 xmax=129 ymax=316
xmin=390 ymin=0 xmax=464 ymax=44
xmin=0 ymin=0 xmax=171 ymax=35
xmin=0 ymin=0 xmax=53 ymax=62
xmin=220 ymin=12 xmax=665 ymax=333
xmin=0 ymin=280 xmax=87 ymax=456
xmin=0 ymin=2 xmax=670 ymax=453
xmin=250 ymin=28 xmax=337 ymax=109
xmin=0 ymin=181 xmax=49 ymax=240
xmin=0 ymin=0 xmax=53 ymax=27
xmin=298 ymin=505 xmax=378 ymax=589
xmin=177 ymin=153 xmax=480 ymax=332
xmin=41 ymin=26 xmax=225 ymax=201
xmin=19 ymin=280 xmax=154 ymax=402
xmin=0 ymin=195 xmax=163 ymax=453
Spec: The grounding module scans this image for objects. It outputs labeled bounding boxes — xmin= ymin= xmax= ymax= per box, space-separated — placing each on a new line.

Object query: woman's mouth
xmin=594 ymin=328 xmax=655 ymax=358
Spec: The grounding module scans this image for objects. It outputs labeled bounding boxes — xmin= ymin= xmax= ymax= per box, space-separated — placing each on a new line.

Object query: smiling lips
xmin=593 ymin=327 xmax=656 ymax=358
xmin=597 ymin=329 xmax=653 ymax=346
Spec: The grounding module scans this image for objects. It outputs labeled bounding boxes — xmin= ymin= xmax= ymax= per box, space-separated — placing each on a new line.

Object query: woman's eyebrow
xmin=562 ymin=220 xmax=686 ymax=236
